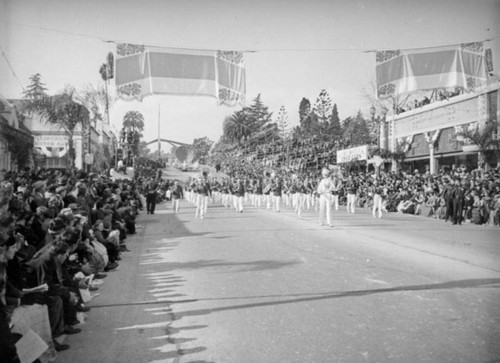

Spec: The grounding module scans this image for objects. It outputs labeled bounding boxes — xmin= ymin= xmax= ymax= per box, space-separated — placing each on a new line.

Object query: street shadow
xmin=138 ymin=210 xmax=209 ymax=240
xmin=171 ymin=278 xmax=500 ymax=319
xmin=208 ymin=235 xmax=232 ymax=240
xmin=140 ymin=258 xmax=302 ymax=272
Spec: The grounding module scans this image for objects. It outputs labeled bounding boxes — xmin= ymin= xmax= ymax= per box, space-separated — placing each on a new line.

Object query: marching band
xmin=172 ymin=166 xmax=381 ymax=225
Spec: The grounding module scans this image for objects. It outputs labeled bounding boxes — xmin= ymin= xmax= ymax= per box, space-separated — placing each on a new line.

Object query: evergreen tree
xmin=298 ymin=97 xmax=311 ymax=126
xmin=352 ymin=110 xmax=371 ymax=146
xmin=302 ymin=112 xmax=320 ymax=137
xmin=23 ymin=73 xmax=47 ymax=100
xmin=341 ymin=116 xmax=354 ymax=147
xmin=246 ymin=94 xmax=273 ymax=131
xmin=328 ymin=103 xmax=342 ymax=144
xmin=275 ymin=105 xmax=290 ymax=140
xmin=312 ymin=89 xmax=332 ymax=124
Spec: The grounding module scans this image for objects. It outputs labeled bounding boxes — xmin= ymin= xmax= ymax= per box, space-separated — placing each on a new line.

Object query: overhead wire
xmin=0 ymin=44 xmax=25 ymax=93
xmin=1 ymin=20 xmax=499 ymax=54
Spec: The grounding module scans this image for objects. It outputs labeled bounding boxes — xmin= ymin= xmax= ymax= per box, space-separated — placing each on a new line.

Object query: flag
xmin=115 ymin=43 xmax=246 ymax=106
xmin=376 ymin=42 xmax=488 ymax=98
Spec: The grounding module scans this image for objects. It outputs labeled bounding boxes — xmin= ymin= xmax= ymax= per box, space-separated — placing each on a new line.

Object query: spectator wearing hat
xmin=488 ymin=192 xmax=500 ymax=226
xmin=452 ymin=178 xmax=466 ymax=225
xmin=4 ymin=234 xmax=69 ymax=351
xmin=48 ymin=186 xmax=65 ymax=217
xmin=144 ymin=178 xmax=159 ymax=215
xmin=26 ymin=240 xmax=81 ymax=333
xmin=442 ymin=178 xmax=454 ymax=222
xmin=0 ymin=235 xmax=22 ymax=363
xmin=32 ymin=181 xmax=47 ymax=208
xmin=43 ymin=217 xmax=67 ymax=247
xmin=92 ymin=220 xmax=119 ymax=271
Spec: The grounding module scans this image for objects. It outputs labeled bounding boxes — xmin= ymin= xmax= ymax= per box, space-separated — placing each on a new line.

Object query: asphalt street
xmin=58 ymin=175 xmax=500 ymax=363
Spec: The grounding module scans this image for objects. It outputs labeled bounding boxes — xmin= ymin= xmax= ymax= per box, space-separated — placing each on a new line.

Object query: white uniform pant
xmin=319 ymin=194 xmax=332 ymax=225
xmin=195 ymin=194 xmax=208 ymax=218
xmin=222 ymin=193 xmax=230 ymax=207
xmin=295 ymin=193 xmax=304 ymax=216
xmin=331 ymin=194 xmax=339 ymax=210
xmin=346 ymin=193 xmax=356 ymax=213
xmin=265 ymin=194 xmax=272 ymax=209
xmin=233 ymin=195 xmax=244 ymax=212
xmin=255 ymin=194 xmax=262 ymax=208
xmin=273 ymin=195 xmax=281 ymax=212
xmin=372 ymin=194 xmax=383 ymax=218
xmin=172 ymin=198 xmax=180 ymax=213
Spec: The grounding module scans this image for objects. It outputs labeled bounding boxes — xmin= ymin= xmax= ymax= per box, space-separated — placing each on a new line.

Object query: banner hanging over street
xmin=376 ymin=42 xmax=489 ymax=98
xmin=115 ymin=43 xmax=246 ymax=106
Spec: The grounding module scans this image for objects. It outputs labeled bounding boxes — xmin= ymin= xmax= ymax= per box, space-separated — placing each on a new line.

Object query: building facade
xmin=386 ymin=82 xmax=500 ymax=173
xmin=0 ymin=97 xmax=34 ymax=172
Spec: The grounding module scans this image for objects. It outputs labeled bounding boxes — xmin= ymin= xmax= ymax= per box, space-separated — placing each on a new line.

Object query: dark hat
xmin=0 ymin=235 xmax=18 ymax=248
xmin=59 ymin=207 xmax=75 ymax=220
xmin=33 ymin=181 xmax=46 ymax=191
xmin=93 ymin=219 xmax=103 ymax=229
xmin=48 ymin=217 xmax=66 ymax=234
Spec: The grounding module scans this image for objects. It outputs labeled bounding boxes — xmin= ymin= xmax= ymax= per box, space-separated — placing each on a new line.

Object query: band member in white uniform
xmin=272 ymin=178 xmax=282 ymax=212
xmin=330 ymin=174 xmax=343 ymax=211
xmin=263 ymin=178 xmax=272 ymax=209
xmin=232 ymin=177 xmax=245 ymax=212
xmin=171 ymin=180 xmax=184 ymax=213
xmin=371 ymin=180 xmax=383 ymax=218
xmin=254 ymin=179 xmax=263 ymax=208
xmin=317 ymin=168 xmax=333 ymax=226
xmin=345 ymin=175 xmax=357 ymax=214
xmin=195 ymin=177 xmax=211 ymax=219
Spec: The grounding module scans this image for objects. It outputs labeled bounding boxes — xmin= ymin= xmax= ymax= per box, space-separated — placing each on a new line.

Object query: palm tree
xmin=223 ymin=110 xmax=251 ymax=144
xmin=457 ymin=121 xmax=499 ymax=170
xmin=122 ymin=111 xmax=145 ymax=131
xmin=28 ymin=87 xmax=90 ymax=170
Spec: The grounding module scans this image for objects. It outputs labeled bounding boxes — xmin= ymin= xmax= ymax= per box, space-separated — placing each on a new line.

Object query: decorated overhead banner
xmin=115 ymin=43 xmax=246 ymax=106
xmin=376 ymin=42 xmax=489 ymax=98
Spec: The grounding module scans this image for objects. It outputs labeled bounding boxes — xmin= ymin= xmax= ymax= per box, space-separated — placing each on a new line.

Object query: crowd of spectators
xmin=0 ymin=167 xmax=144 ymax=362
xmin=395 ymin=87 xmax=464 ymax=115
xmin=211 ymin=135 xmax=339 ymax=180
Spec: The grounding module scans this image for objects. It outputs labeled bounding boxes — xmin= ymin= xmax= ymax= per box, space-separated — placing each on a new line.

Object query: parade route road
xmin=58 ymin=196 xmax=500 ymax=362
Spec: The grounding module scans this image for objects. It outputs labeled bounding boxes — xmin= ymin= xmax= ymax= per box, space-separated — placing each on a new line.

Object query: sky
xmin=1 ymin=0 xmax=500 ymax=152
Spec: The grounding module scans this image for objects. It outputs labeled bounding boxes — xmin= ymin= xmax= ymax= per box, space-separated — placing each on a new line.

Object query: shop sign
xmin=337 ymin=145 xmax=368 ymax=163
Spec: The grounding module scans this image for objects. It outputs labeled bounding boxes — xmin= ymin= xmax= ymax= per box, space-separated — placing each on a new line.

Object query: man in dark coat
xmin=442 ymin=178 xmax=455 ymax=222
xmin=144 ymin=178 xmax=158 ymax=215
xmin=452 ymin=178 xmax=466 ymax=225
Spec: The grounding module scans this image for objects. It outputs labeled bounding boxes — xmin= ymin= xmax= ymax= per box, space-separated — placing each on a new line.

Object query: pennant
xmin=115 ymin=43 xmax=245 ymax=106
xmin=376 ymin=42 xmax=488 ymax=98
